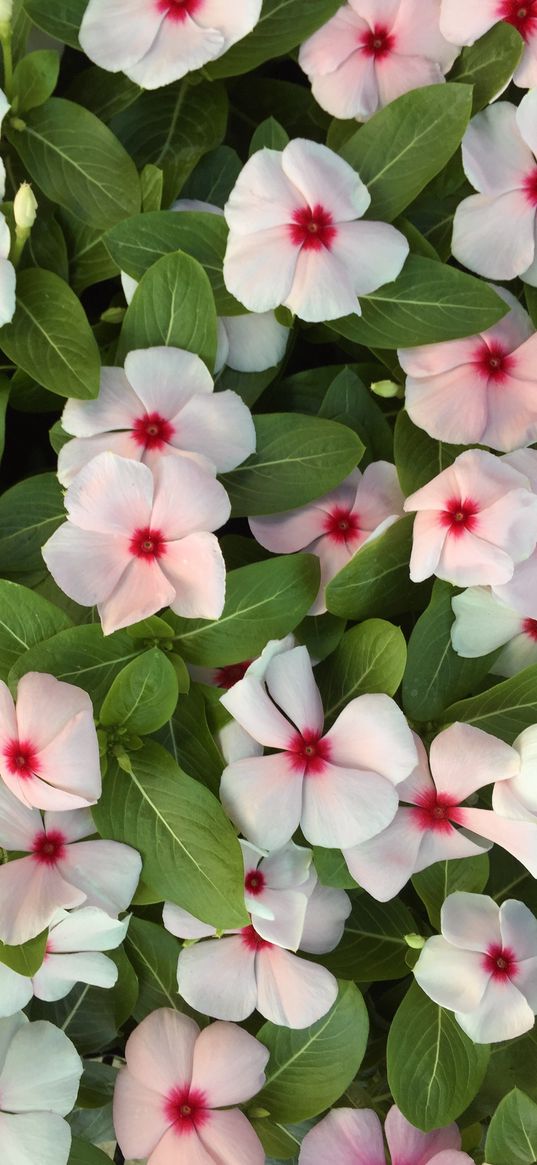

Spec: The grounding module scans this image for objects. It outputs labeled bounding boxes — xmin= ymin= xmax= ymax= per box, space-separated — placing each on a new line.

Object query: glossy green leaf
xmin=0 ymin=929 xmax=47 ymax=976
xmin=316 ymin=618 xmax=407 ymax=726
xmin=31 ymin=948 xmax=138 ymax=1055
xmin=0 ymin=472 xmax=64 ymax=576
xmin=394 ymin=410 xmax=466 ymax=496
xmin=99 ymin=648 xmax=179 ymax=735
xmin=412 ymin=855 xmax=490 ymax=931
xmin=9 ymin=624 xmax=144 ymax=707
xmin=118 ymin=250 xmax=217 ymax=368
xmin=205 ymin=0 xmax=343 ymax=77
xmin=326 ymin=515 xmax=430 ymax=621
xmin=485 ymin=1088 xmax=537 ymax=1164
xmin=125 ymin=917 xmax=182 ymax=1021
xmin=249 ymin=116 xmax=289 ymax=154
xmin=12 ymin=50 xmax=60 ymax=112
xmin=322 ymin=896 xmax=415 ymax=981
xmin=24 ymin=0 xmax=85 ymax=48
xmin=449 ymin=23 xmax=524 ymax=113
xmin=0 ymin=579 xmax=72 ymax=681
xmin=441 ymin=666 xmax=537 ymax=743
xmin=68 ymin=1139 xmax=112 ymax=1165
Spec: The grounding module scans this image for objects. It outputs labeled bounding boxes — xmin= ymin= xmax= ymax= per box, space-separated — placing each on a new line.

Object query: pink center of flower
xmin=359 ymin=22 xmax=396 ymax=57
xmin=289 ymin=204 xmax=338 ymax=252
xmin=240 ymin=924 xmax=272 ymax=950
xmin=213 ymin=660 xmax=252 ymax=689
xmin=474 ymin=341 xmax=515 ymax=382
xmin=129 ymin=526 xmax=167 ymax=560
xmin=523 ymin=617 xmax=537 ymax=641
xmin=163 ymin=1086 xmax=210 ymax=1134
xmin=31 ymin=829 xmax=67 ymax=866
xmin=439 ymin=497 xmax=480 ymax=537
xmin=322 ymin=506 xmax=361 ymax=545
xmin=244 ymin=868 xmax=266 ymax=896
xmin=2 ymin=738 xmax=40 ymax=780
xmin=498 ymin=0 xmax=537 ymax=37
xmin=482 ymin=942 xmax=519 ymax=980
xmin=131 ymin=411 xmax=175 ymax=452
xmin=411 ymin=789 xmax=462 ymax=834
xmin=287 ymin=729 xmax=331 ymax=775
xmin=522 ymin=168 xmax=537 ymax=206
xmin=156 ymin=0 xmax=203 ymax=22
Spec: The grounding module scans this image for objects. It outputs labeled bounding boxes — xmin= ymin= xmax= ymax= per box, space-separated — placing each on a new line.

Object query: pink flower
xmin=79 ymin=0 xmax=262 ymax=89
xmin=414 ymin=891 xmax=537 ymax=1042
xmin=299 ymin=0 xmax=457 ymax=122
xmin=249 ymin=463 xmax=405 ymax=614
xmin=42 ymin=451 xmax=230 ymax=635
xmin=451 ymin=586 xmax=537 ymax=677
xmin=0 ymin=785 xmax=141 ymax=945
xmin=58 ymin=346 xmax=256 ymax=487
xmin=299 ymin=1104 xmax=472 ymax=1165
xmin=113 ymin=1009 xmax=268 ymax=1165
xmin=440 ymin=0 xmax=537 ymax=87
xmin=164 ymin=840 xmax=350 ymax=1026
xmin=345 ymin=724 xmax=537 ymax=900
xmin=219 ymin=643 xmax=417 ymax=850
xmin=404 ymin=449 xmax=537 ymax=586
xmin=0 ymin=1012 xmax=82 ymax=1165
xmin=493 ymin=723 xmax=537 ymax=823
xmin=399 ymin=287 xmax=537 ymax=451
xmin=0 ymin=672 xmax=100 ymax=811
xmin=223 ymin=138 xmax=409 ymax=323
xmin=452 ymin=92 xmax=537 ymax=285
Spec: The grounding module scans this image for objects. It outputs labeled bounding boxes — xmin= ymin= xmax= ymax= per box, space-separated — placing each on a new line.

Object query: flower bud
xmin=13 ymin=182 xmax=37 ymax=230
xmin=0 ymin=0 xmax=12 ymax=37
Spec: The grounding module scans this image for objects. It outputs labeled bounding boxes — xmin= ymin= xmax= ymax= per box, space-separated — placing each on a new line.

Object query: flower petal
xmin=220 ymin=753 xmax=303 ymax=850
xmin=325 ymin=694 xmax=417 ymax=784
xmin=301 ymin=763 xmax=399 ymax=847
xmin=190 ymin=1021 xmax=269 ymax=1107
xmin=385 ymin=1103 xmax=461 ymax=1165
xmin=178 ymin=937 xmax=258 ymax=1020
xmin=255 ymin=945 xmax=338 ymax=1027
xmin=0 ymin=1018 xmax=82 ymax=1114
xmin=430 ymin=722 xmax=519 ymax=800
xmin=455 ymin=976 xmax=535 ymax=1043
xmin=300 ymin=1107 xmax=385 ymax=1165
xmin=414 ymin=935 xmax=490 ymax=1011
xmin=124 ymin=1008 xmax=199 ymax=1093
xmin=265 ymin=645 xmax=324 ymax=735
xmin=441 ymin=891 xmax=501 ymax=951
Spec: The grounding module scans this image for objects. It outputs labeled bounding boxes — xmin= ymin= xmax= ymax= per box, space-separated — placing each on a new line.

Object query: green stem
xmin=1 ymin=33 xmax=13 ymax=102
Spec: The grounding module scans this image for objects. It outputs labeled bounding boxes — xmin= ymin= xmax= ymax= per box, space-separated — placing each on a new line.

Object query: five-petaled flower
xmin=451 ymin=585 xmax=537 ymax=677
xmin=440 ymin=0 xmax=537 ymax=87
xmin=299 ymin=1103 xmax=473 ymax=1165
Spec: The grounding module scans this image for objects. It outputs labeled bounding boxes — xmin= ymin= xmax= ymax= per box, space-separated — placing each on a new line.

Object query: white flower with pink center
xmin=0 ymin=89 xmax=16 ymax=330
xmin=414 ymin=891 xmax=537 ymax=1042
xmin=299 ymin=1104 xmax=472 ymax=1165
xmin=0 ymin=671 xmax=100 ymax=812
xmin=57 ymin=346 xmax=256 ymax=487
xmin=451 ymin=586 xmax=537 ymax=677
xmin=0 ymin=785 xmax=141 ymax=945
xmin=404 ymin=448 xmax=537 ymax=586
xmin=493 ymin=723 xmax=537 ymax=824
xmin=0 ymin=1012 xmax=82 ymax=1165
xmin=441 ymin=0 xmax=537 ymax=87
xmin=42 ymin=451 xmax=230 ymax=635
xmin=219 ymin=643 xmax=417 ymax=851
xmin=344 ymin=724 xmax=537 ymax=900
xmin=299 ymin=0 xmax=458 ymax=122
xmin=79 ymin=0 xmax=262 ymax=90
xmin=113 ymin=1008 xmax=268 ymax=1165
xmin=399 ymin=287 xmax=537 ymax=451
xmin=452 ymin=91 xmax=537 ymax=285
xmin=163 ymin=840 xmax=350 ymax=1027
xmin=249 ymin=463 xmax=405 ymax=614
xmin=223 ymin=138 xmax=409 ymax=323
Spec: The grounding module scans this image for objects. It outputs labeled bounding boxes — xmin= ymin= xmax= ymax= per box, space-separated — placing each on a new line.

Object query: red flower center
xmin=163 ymin=1086 xmax=210 ymax=1134
xmin=31 ymin=829 xmax=67 ymax=866
xmin=2 ymin=738 xmax=40 ymax=780
xmin=474 ymin=341 xmax=515 ymax=382
xmin=156 ymin=0 xmax=203 ymax=22
xmin=322 ymin=506 xmax=361 ymax=545
xmin=522 ymin=168 xmax=537 ymax=206
xmin=289 ymin=204 xmax=338 ymax=252
xmin=131 ymin=411 xmax=175 ymax=452
xmin=244 ymin=868 xmax=266 ymax=896
xmin=359 ymin=23 xmax=396 ymax=57
xmin=213 ymin=660 xmax=252 ymax=689
xmin=129 ymin=526 xmax=167 ymax=560
xmin=498 ymin=0 xmax=537 ymax=37
xmin=439 ymin=497 xmax=480 ymax=537
xmin=287 ymin=729 xmax=331 ymax=775
xmin=482 ymin=942 xmax=518 ymax=981
xmin=523 ymin=617 xmax=537 ymax=641
xmin=240 ymin=924 xmax=272 ymax=950
xmin=411 ymin=789 xmax=461 ymax=834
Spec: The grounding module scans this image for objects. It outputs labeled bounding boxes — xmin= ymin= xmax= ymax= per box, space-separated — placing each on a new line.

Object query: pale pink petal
xmin=113 ymin=1069 xmax=170 ymax=1161
xmin=405 ymin=367 xmax=489 ymax=445
xmin=282 ymin=139 xmax=370 ymax=222
xmin=441 ymin=891 xmax=501 ymax=951
xmin=299 ymin=882 xmax=351 ymax=954
xmin=437 ymin=530 xmax=517 ymax=588
xmin=493 ymin=631 xmax=537 ymax=677
xmin=62 ymin=368 xmax=141 ymax=438
xmin=514 ymin=40 xmax=537 ymax=87
xmin=310 ymin=536 xmax=355 ymax=614
xmin=408 ymin=512 xmax=448 ymax=582
xmin=125 ymin=1008 xmax=199 ymax=1092
xmin=451 ymin=587 xmax=524 ymax=657
xmin=0 ymin=858 xmax=85 ymax=945
xmin=455 ymin=976 xmax=535 ymax=1042
xmin=63 ymin=450 xmax=154 ymax=535
xmin=218 ymin=310 xmax=289 ymax=373
xmin=452 ymin=447 xmax=528 ymax=503
xmin=225 ymin=149 xmax=306 ymax=236
xmin=0 ymin=772 xmax=93 ymax=813
xmin=385 ymin=1104 xmax=461 ymax=1165
xmin=331 ymin=220 xmax=409 ymax=297
xmin=516 ymin=88 xmax=537 ymax=157
xmin=416 ymin=827 xmax=489 ymax=873
xmin=0 ymin=1016 xmax=82 ymax=1114
xmin=452 ymin=192 xmax=537 ymax=281
xmin=494 ymin=549 xmax=537 ymax=619
xmin=190 ymin=1022 xmax=269 ymax=1107
xmin=482 ymin=378 xmax=537 ymax=453
xmin=455 ymin=808 xmax=537 ymax=876
xmin=176 ymin=391 xmax=256 ymax=473
xmin=430 ymin=723 xmax=519 ymax=801
xmin=60 ymin=839 xmax=141 ymax=914
xmin=310 ymin=50 xmax=380 ymax=121
xmin=79 ymin=0 xmax=163 ymax=72
xmin=265 ymin=645 xmax=324 ymax=736
xmin=414 ymin=935 xmax=490 ymax=1011
xmin=45 ymin=807 xmax=94 ymax=843
xmin=42 ymin=524 xmax=130 ymax=608
xmin=13 ymin=673 xmax=91 ymax=753
xmin=299 ymin=6 xmax=368 ymax=77
xmin=394 ymin=0 xmax=458 ymax=65
xmin=126 ymin=13 xmax=224 ymax=88
xmin=58 ymin=432 xmax=143 ymax=488
xmin=301 ymin=764 xmax=399 ymax=847
xmin=299 ymin=1107 xmax=385 ymax=1165
xmin=287 ymin=244 xmax=360 ymax=323
xmin=252 ymin=888 xmax=308 ymax=949
xmin=492 ymin=778 xmax=537 ymax=822
xmin=197 ymin=1109 xmax=265 ymax=1165
xmin=33 ymin=950 xmax=118 ymax=1000
xmin=398 ymin=335 xmax=486 ymax=377
xmin=0 ymin=1111 xmax=71 ymax=1165
xmin=163 ymin=902 xmax=216 ymax=940
xmin=193 ymin=0 xmax=262 ymax=46
xmin=260 ymin=840 xmax=312 ymax=889
xmin=515 ymin=956 xmax=537 ymax=1010
xmin=463 ymin=103 xmax=535 ymax=195
xmin=32 ymin=714 xmax=101 ymax=808
xmin=150 ymin=455 xmax=230 ymax=539
xmin=249 ymin=505 xmax=327 ymax=553
xmin=164 ymin=533 xmax=226 ymax=621
xmin=149 ymin=1127 xmax=216 ymax=1165
xmin=376 ymin=53 xmax=445 ymax=110
xmin=220 ymin=676 xmax=294 ymax=748
xmin=325 ymin=694 xmax=418 ymax=784
xmin=354 ymin=461 xmax=405 ymax=529
xmin=476 ymin=490 xmax=537 ymax=563
xmin=500 ymin=898 xmax=537 ymax=960
xmin=125 ymin=346 xmax=213 ymax=415
xmin=439 ymin=0 xmax=498 ymax=45
xmin=178 ymin=937 xmax=258 ymax=1020
xmin=255 ymin=945 xmax=338 ymax=1027
xmin=0 ymin=783 xmax=43 ymax=850
xmin=343 ymin=808 xmax=425 ymax=900
xmin=0 ymin=682 xmax=18 ymax=749
xmin=0 ymin=961 xmax=33 ymax=1016
xmin=350 ymin=0 xmax=400 ymax=21
xmin=220 ymin=754 xmax=303 ymax=850
xmin=47 ymin=905 xmax=128 ymax=952
xmin=99 ymin=558 xmax=175 ymax=635
xmin=224 ymin=226 xmax=299 ymax=314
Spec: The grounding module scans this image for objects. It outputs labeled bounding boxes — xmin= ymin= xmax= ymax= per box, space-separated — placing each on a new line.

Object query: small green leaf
xmin=485 ymin=1088 xmax=537 ymax=1165
xmin=449 ymin=23 xmax=524 ymax=113
xmin=0 ymin=472 xmax=64 ymax=576
xmin=326 ymin=515 xmax=430 ymax=621
xmin=0 ymin=929 xmax=47 ymax=976
xmin=249 ymin=116 xmax=289 ymax=154
xmin=12 ymin=50 xmax=60 ymax=113
xmin=0 ymin=579 xmax=72 ymax=681
xmin=24 ymin=0 xmax=85 ymax=49
xmin=126 ymin=917 xmax=182 ymax=1021
xmin=99 ymin=648 xmax=179 ymax=735
xmin=394 ymin=410 xmax=466 ymax=496
xmin=441 ymin=666 xmax=537 ymax=743
xmin=322 ymin=896 xmax=415 ymax=981
xmin=118 ymin=250 xmax=217 ymax=369
xmin=316 ymin=618 xmax=407 ymax=726
xmin=412 ymin=855 xmax=490 ymax=931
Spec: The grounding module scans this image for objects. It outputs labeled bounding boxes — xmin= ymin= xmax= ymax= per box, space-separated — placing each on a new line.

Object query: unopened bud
xmin=0 ymin=0 xmax=12 ymax=20
xmin=404 ymin=932 xmax=425 ymax=950
xmin=370 ymin=379 xmax=403 ymax=399
xmin=14 ymin=182 xmax=37 ymax=230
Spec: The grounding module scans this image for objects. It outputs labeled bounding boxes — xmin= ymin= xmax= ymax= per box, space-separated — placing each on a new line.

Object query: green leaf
xmin=60 ymin=209 xmax=119 ymax=295
xmin=118 ymin=250 xmax=217 ymax=368
xmin=21 ymin=214 xmax=70 ymax=282
xmin=412 ymin=855 xmax=490 ymax=931
xmin=249 ymin=116 xmax=289 ymax=154
xmin=24 ymin=0 xmax=85 ymax=48
xmin=160 ymin=684 xmax=225 ymax=797
xmin=318 ymin=366 xmax=393 ymax=465
xmin=449 ymin=23 xmax=524 ymax=113
xmin=0 ymin=377 xmax=10 ymax=468
xmin=0 ymin=472 xmax=64 ymax=576
xmin=250 ymin=1118 xmax=298 ymax=1160
xmin=99 ymin=648 xmax=179 ymax=735
xmin=205 ymin=0 xmax=344 ymax=78
xmin=316 ymin=618 xmax=407 ymax=727
xmin=31 ymin=948 xmax=138 ymax=1055
xmin=387 ymin=982 xmax=490 ymax=1130
xmin=106 ymin=210 xmax=241 ymax=314
xmin=68 ymin=1138 xmax=112 ymax=1165
xmin=0 ymin=268 xmax=100 ymax=399
xmin=402 ymin=580 xmax=498 ymax=722
xmin=221 ymin=414 xmax=363 ymax=517
xmin=327 ymin=257 xmax=508 ymax=348
xmin=8 ymin=624 xmax=144 ymax=707
xmin=485 ymin=1088 xmax=537 ymax=1165
xmin=66 ymin=67 xmax=141 ymax=123
xmin=181 ymin=144 xmax=242 ymax=208
xmin=341 ymin=84 xmax=472 ymax=222
xmin=394 ymin=410 xmax=466 ymax=495
xmin=92 ymin=741 xmax=247 ymax=930
xmin=8 ymin=97 xmax=141 ymax=229
xmin=141 ymin=163 xmax=164 ymax=211
xmin=322 ymin=896 xmax=415 ymax=981
xmin=167 ymin=554 xmax=320 ymax=665
xmin=77 ymin=1061 xmax=117 ymax=1108
xmin=326 ymin=515 xmax=430 ymax=621
xmin=125 ymin=917 xmax=182 ymax=1021
xmin=441 ymin=666 xmax=537 ymax=743
xmin=0 ymin=929 xmax=47 ymax=976
xmin=313 ymin=847 xmax=359 ymax=889
xmin=255 ymin=982 xmax=369 ymax=1121
xmin=12 ymin=50 xmax=60 ymax=113
xmin=0 ymin=579 xmax=72 ymax=681
xmin=295 ymin=612 xmax=346 ymax=664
